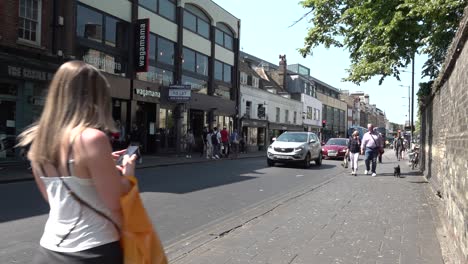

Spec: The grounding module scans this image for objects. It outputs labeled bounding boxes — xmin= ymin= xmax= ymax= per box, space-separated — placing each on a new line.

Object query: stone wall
xmin=420 ymin=8 xmax=468 ymax=263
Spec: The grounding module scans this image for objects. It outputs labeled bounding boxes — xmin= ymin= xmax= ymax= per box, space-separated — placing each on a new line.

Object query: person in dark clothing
xmin=201 ymin=127 xmax=208 ymax=157
xmin=347 ymin=130 xmax=361 ymax=175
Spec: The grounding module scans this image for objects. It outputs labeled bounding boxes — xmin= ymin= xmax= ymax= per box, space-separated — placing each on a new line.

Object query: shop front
xmin=0 ymin=53 xmax=58 ymax=163
xmin=268 ymin=123 xmax=304 ymax=144
xmin=241 ymin=119 xmax=268 ymax=152
xmin=132 ymin=80 xmax=161 ymax=154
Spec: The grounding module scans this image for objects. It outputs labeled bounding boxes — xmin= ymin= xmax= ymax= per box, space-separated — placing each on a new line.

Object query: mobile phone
xmin=116 ymin=146 xmax=141 ymax=166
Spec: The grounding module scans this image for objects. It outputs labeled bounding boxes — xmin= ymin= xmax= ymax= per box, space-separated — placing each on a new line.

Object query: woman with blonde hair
xmin=17 ymin=61 xmax=136 ymax=263
xmin=347 ymin=130 xmax=361 ymax=175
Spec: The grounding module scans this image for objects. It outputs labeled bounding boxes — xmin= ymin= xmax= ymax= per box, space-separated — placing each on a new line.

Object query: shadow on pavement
xmin=137 ymin=158 xmax=266 ymax=194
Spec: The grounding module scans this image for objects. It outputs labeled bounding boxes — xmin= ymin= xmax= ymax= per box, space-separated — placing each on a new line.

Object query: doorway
xmin=189 ymin=109 xmax=205 ymax=152
xmin=0 ymin=99 xmax=16 ymax=160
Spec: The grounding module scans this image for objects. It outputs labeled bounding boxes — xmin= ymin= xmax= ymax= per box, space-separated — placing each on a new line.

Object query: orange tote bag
xmin=120 ymin=176 xmax=168 ymax=264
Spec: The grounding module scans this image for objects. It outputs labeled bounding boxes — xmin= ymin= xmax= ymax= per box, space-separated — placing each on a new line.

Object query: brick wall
xmin=420 ymin=8 xmax=468 ymax=263
xmin=0 ymin=0 xmax=53 ymax=55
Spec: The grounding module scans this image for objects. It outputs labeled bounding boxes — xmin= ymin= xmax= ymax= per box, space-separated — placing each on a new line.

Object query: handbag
xmin=370 ymin=133 xmax=384 ymax=154
xmin=60 ymin=176 xmax=168 ymax=264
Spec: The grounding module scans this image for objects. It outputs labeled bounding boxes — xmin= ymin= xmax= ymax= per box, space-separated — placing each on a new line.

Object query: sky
xmin=213 ymin=0 xmax=430 ymax=125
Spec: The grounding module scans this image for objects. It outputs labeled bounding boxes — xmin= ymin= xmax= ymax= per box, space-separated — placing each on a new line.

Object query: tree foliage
xmin=298 ymin=0 xmax=468 ymax=85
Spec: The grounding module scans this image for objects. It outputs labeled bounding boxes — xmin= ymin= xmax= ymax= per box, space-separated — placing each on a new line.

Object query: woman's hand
xmin=111 ymin=149 xmax=127 ymax=162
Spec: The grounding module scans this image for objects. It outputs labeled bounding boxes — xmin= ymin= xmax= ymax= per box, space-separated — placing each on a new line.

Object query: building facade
xmin=0 ymin=0 xmax=62 ymax=163
xmin=0 ymin=0 xmax=241 ymax=162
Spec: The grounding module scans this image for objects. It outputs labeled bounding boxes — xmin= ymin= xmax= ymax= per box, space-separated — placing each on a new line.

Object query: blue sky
xmin=213 ymin=0 xmax=429 ymax=125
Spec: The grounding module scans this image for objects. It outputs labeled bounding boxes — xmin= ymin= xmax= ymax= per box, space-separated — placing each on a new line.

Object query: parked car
xmin=266 ymin=132 xmax=322 ymax=168
xmin=322 ymin=138 xmax=349 ymax=160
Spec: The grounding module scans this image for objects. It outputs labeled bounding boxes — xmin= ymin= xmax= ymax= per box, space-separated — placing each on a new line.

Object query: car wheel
xmin=267 ymin=159 xmax=275 ymax=167
xmin=315 ymin=152 xmax=322 ymax=166
xmin=303 ymin=153 xmax=311 ymax=169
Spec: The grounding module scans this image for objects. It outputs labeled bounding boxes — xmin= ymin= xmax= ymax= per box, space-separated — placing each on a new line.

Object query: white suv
xmin=267 ymin=132 xmax=322 ymax=168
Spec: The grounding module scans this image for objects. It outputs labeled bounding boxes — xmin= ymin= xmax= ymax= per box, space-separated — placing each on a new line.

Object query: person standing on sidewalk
xmin=16 ymin=61 xmax=136 ymax=264
xmin=360 ymin=123 xmax=383 ymax=177
xmin=184 ymin=129 xmax=195 ymax=158
xmin=347 ymin=130 xmax=361 ymax=175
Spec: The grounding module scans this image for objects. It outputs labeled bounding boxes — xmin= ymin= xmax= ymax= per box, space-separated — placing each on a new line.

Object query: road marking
xmin=296 ymin=175 xmax=304 ymax=177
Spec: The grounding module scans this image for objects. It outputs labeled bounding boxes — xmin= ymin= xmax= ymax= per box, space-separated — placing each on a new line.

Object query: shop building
xmin=0 ymin=0 xmax=62 ymax=163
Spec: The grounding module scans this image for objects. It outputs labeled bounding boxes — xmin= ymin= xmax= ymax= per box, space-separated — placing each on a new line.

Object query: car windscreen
xmin=276 ymin=133 xmax=308 ymax=142
xmin=326 ymin=139 xmax=347 ymax=146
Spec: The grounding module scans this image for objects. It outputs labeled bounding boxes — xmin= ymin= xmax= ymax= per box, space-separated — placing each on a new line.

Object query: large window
xmin=182 ymin=75 xmax=207 ymax=94
xmin=139 ymin=0 xmax=175 ymax=21
xmin=158 ymin=37 xmax=175 ymax=65
xmin=285 ymin=110 xmax=289 ymax=123
xmin=137 ymin=66 xmax=173 ymax=85
xmin=77 ymin=4 xmax=128 ymax=49
xmin=214 ymin=60 xmax=232 ymax=84
xmin=183 ymin=48 xmax=208 ymax=76
xmin=275 ymin=107 xmax=280 ymax=122
xmin=215 ymin=23 xmax=234 ymax=50
xmin=240 ymin=72 xmax=247 ymax=85
xmin=81 ymin=48 xmax=126 ymax=76
xmin=18 ymin=0 xmax=41 ymax=44
xmin=183 ymin=5 xmax=210 ymax=39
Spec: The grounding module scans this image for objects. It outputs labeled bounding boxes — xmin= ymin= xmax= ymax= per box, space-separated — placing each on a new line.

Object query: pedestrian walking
xmin=206 ymin=129 xmax=214 ymax=159
xmin=230 ymin=129 xmax=240 ymax=158
xmin=347 ymin=130 xmax=361 ymax=175
xmin=212 ymin=127 xmax=220 ymax=159
xmin=220 ymin=127 xmax=230 ymax=158
xmin=393 ymin=134 xmax=404 ymax=161
xmin=16 ymin=61 xmax=137 ymax=264
xmin=201 ymin=126 xmax=208 ymax=157
xmin=184 ymin=129 xmax=195 ymax=158
xmin=360 ymin=123 xmax=384 ymax=177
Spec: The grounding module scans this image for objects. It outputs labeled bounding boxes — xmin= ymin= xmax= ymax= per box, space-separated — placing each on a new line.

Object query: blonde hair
xmin=17 ymin=61 xmax=116 ymax=166
xmin=352 ymin=131 xmax=359 ymax=136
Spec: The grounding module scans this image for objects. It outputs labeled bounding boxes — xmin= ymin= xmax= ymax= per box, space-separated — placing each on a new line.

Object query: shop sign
xmin=134 ymin=18 xmax=149 ymax=72
xmin=83 ymin=54 xmax=122 ymax=72
xmin=6 ymin=65 xmax=54 ymax=81
xmin=168 ymin=84 xmax=191 ymax=102
xmin=135 ymin=88 xmax=160 ymax=98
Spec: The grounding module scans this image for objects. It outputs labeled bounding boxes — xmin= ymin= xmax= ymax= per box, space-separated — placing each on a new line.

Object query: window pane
xmin=149 ymin=34 xmax=156 ymax=61
xmin=159 ymin=0 xmax=175 ymax=21
xmin=182 ymin=48 xmax=196 ymax=72
xmin=214 ymin=60 xmax=223 ymax=81
xmin=31 ymin=30 xmax=36 ymax=41
xmin=18 ymin=28 xmax=24 ymax=39
xmin=215 ymin=29 xmax=224 ymax=45
xmin=77 ymin=4 xmax=103 ymax=43
xmin=81 ymin=48 xmax=126 ymax=76
xmin=223 ymin=64 xmax=231 ymax=83
xmin=158 ymin=68 xmax=173 ymax=86
xmin=19 ymin=2 xmax=26 ymax=17
xmin=224 ymin=34 xmax=233 ymax=50
xmin=183 ymin=11 xmax=197 ymax=32
xmin=157 ymin=37 xmax=174 ymax=65
xmin=182 ymin=75 xmax=207 ymax=94
xmin=197 ymin=19 xmax=209 ymax=38
xmin=105 ymin=16 xmax=117 ymax=47
xmin=196 ymin=53 xmax=208 ymax=76
xmin=139 ymin=0 xmax=156 ymax=12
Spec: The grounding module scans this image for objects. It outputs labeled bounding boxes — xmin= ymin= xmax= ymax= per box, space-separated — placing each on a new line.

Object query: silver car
xmin=267 ymin=132 xmax=323 ymax=168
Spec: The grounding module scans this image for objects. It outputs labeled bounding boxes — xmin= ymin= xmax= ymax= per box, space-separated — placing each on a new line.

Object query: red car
xmin=322 ymin=138 xmax=349 ymax=160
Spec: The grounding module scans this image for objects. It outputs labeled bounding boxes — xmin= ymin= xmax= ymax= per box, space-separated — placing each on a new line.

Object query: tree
xmin=297 ymin=0 xmax=468 ymax=85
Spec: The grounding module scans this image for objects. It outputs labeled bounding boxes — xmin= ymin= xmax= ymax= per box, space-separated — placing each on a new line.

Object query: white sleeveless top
xmin=39 ymin=176 xmax=120 ymax=252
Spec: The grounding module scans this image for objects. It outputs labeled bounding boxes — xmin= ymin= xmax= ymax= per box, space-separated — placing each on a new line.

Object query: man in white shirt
xmin=360 ymin=123 xmax=383 ymax=177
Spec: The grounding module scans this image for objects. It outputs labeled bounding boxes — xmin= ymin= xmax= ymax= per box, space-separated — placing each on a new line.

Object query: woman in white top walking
xmin=17 ymin=61 xmax=136 ymax=264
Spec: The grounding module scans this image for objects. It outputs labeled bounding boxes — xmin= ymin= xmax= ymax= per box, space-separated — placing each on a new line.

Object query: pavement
xmin=0 ymin=151 xmax=265 ymax=184
xmin=168 ymin=151 xmax=445 ymax=264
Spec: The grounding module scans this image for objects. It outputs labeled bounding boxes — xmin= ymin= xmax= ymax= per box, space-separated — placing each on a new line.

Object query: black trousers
xmin=33 ymin=241 xmax=123 ymax=264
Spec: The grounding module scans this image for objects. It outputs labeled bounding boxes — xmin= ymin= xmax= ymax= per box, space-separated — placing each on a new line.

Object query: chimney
xmin=278 ymin=54 xmax=287 ymax=91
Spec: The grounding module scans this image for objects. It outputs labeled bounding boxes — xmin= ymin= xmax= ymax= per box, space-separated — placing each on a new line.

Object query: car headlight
xmin=294 ymin=146 xmax=305 ymax=152
xmin=341 ymin=149 xmax=347 ymax=152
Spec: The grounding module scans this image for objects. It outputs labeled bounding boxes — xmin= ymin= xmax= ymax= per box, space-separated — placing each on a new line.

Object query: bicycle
xmin=409 ymin=147 xmax=420 ymax=169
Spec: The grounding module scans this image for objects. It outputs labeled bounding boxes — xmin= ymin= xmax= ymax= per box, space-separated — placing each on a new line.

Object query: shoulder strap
xmin=59 ymin=177 xmax=120 ymax=231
